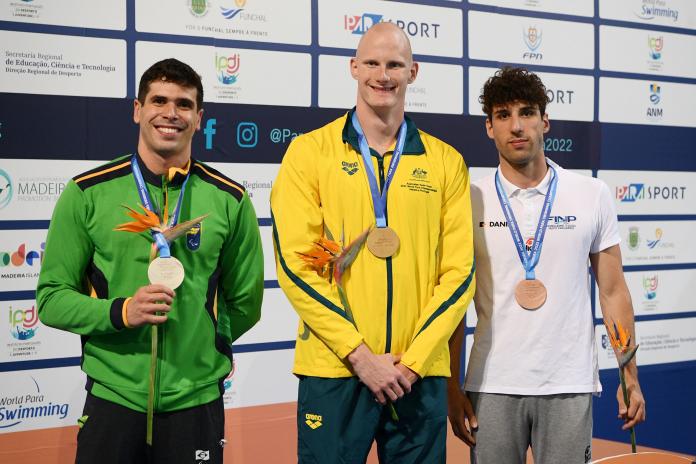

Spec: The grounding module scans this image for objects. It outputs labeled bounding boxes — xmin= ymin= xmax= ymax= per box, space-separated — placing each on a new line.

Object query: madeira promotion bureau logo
xmin=522 ymin=26 xmax=543 ymax=61
xmin=344 ymin=13 xmax=441 ymax=39
xmin=215 ymin=53 xmax=240 ymax=85
xmin=0 ymin=169 xmax=12 ymax=210
xmin=9 ymin=304 xmax=39 ymax=341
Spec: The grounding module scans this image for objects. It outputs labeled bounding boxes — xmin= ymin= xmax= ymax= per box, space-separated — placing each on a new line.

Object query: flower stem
xmin=619 ymin=367 xmax=636 ymax=453
xmin=147 ymin=325 xmax=157 ymax=446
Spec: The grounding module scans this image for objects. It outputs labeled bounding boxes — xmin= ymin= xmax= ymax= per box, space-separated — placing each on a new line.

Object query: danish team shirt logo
xmin=215 ymin=53 xmax=240 ymax=85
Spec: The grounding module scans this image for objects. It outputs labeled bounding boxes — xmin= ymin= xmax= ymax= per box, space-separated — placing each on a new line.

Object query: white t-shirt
xmin=464 ymin=159 xmax=620 ymax=395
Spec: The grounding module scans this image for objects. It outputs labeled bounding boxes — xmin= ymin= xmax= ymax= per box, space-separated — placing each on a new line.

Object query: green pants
xmin=297 ymin=376 xmax=447 ymax=464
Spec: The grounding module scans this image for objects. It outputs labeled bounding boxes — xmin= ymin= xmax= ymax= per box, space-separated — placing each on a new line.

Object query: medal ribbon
xmin=130 ymin=155 xmax=190 ymax=258
xmin=494 ymin=165 xmax=558 ymax=280
xmin=351 ymin=112 xmax=407 ymax=228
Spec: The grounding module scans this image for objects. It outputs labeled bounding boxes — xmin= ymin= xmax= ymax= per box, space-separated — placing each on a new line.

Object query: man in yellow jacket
xmin=271 ymin=22 xmax=475 ymax=463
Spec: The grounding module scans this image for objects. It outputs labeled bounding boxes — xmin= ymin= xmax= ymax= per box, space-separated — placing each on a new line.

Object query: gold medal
xmin=515 ymin=279 xmax=547 ymax=310
xmin=148 ymin=256 xmax=185 ymax=289
xmin=367 ymin=227 xmax=400 ymax=258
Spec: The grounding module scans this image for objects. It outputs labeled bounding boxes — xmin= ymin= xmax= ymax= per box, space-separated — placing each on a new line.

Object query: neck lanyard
xmin=130 ymin=155 xmax=190 ymax=258
xmin=494 ymin=165 xmax=558 ymax=280
xmin=351 ymin=112 xmax=407 ymax=228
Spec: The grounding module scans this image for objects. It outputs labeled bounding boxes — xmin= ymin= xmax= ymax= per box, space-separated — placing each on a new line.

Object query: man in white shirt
xmin=447 ymin=67 xmax=646 ymax=463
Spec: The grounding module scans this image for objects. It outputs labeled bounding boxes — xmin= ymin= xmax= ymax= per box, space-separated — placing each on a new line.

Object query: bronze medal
xmin=148 ymin=256 xmax=185 ymax=290
xmin=515 ymin=279 xmax=547 ymax=310
xmin=367 ymin=227 xmax=400 ymax=258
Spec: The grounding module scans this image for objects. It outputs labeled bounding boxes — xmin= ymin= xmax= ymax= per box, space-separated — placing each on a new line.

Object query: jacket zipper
xmin=376 ymin=155 xmax=394 ymax=354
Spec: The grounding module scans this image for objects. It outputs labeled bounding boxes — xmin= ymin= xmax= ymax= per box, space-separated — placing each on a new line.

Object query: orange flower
xmin=297 ymin=237 xmax=341 ymax=274
xmin=114 ymin=204 xmax=162 ymax=233
xmin=606 ymin=320 xmax=631 ymax=354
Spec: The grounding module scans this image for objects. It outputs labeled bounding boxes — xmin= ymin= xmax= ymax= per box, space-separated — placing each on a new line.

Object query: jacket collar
xmin=341 ymin=108 xmax=425 ymax=156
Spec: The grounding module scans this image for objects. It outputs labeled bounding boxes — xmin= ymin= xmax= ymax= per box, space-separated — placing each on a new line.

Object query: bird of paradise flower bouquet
xmin=604 ymin=320 xmax=640 ymax=453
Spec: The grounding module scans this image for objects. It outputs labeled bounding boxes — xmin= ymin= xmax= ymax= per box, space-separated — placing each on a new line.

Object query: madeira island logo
xmin=188 ymin=0 xmax=210 ymax=17
xmin=642 ymin=274 xmax=658 ymax=300
xmin=220 ymin=0 xmax=246 ymax=20
xmin=305 ymin=413 xmax=323 ymax=429
xmin=9 ymin=304 xmax=39 ymax=341
xmin=522 ymin=26 xmax=543 ymax=60
xmin=0 ymin=169 xmax=13 ymax=210
xmin=342 ymin=161 xmax=359 ymax=176
xmin=215 ymin=53 xmax=240 ymax=85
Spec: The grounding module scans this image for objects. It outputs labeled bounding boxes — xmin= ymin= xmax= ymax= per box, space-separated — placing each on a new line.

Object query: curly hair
xmin=479 ymin=67 xmax=549 ymax=120
xmin=137 ymin=58 xmax=204 ymax=110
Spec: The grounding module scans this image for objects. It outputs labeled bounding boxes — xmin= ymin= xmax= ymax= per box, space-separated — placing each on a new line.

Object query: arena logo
xmin=0 ymin=377 xmax=70 ymax=429
xmin=0 ymin=169 xmax=12 ymax=210
xmin=344 ymin=13 xmax=441 ymax=39
xmin=9 ymin=304 xmax=39 ymax=341
xmin=615 ymin=183 xmax=686 ymax=202
xmin=642 ymin=274 xmax=658 ymax=300
xmin=635 ymin=0 xmax=679 ymax=22
xmin=647 ymin=83 xmax=662 ymax=120
xmin=522 ymin=26 xmax=543 ymax=61
xmin=215 ymin=53 xmax=240 ymax=85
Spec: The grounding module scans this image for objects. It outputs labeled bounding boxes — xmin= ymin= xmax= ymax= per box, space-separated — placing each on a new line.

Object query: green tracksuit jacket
xmin=37 ymin=154 xmax=264 ymax=412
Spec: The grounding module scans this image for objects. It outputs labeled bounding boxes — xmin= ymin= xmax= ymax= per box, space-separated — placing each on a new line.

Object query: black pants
xmin=76 ymin=393 xmax=225 ymax=464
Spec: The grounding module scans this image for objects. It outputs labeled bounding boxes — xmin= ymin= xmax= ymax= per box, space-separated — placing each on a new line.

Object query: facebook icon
xmin=203 ymin=118 xmax=216 ymax=150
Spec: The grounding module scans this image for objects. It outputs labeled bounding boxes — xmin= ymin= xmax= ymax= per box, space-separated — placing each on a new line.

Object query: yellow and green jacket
xmin=271 ymin=110 xmax=475 ymax=378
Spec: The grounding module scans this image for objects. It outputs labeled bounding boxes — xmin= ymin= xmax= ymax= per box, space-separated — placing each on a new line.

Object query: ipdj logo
xmin=220 ymin=0 xmax=246 ymax=20
xmin=522 ymin=26 xmax=543 ymax=60
xmin=237 ymin=122 xmax=258 ymax=148
xmin=642 ymin=274 xmax=658 ymax=300
xmin=215 ymin=53 xmax=240 ymax=85
xmin=648 ymin=36 xmax=663 ymax=60
xmin=0 ymin=169 xmax=12 ymax=210
xmin=9 ymin=305 xmax=39 ymax=341
xmin=0 ymin=243 xmax=45 ymax=267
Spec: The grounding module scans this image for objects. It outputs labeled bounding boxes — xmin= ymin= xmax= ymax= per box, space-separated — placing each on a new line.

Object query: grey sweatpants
xmin=468 ymin=392 xmax=593 ymax=464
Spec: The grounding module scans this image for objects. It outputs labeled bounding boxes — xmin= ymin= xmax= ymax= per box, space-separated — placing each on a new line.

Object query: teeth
xmin=158 ymin=127 xmax=178 ymax=134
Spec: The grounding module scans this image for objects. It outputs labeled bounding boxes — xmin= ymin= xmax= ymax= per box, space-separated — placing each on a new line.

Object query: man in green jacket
xmin=37 ymin=58 xmax=264 ymax=464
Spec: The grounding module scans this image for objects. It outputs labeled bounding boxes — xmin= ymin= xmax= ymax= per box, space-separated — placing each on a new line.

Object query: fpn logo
xmin=215 ymin=53 xmax=240 ymax=85
xmin=0 ymin=169 xmax=13 ymax=210
xmin=522 ymin=26 xmax=543 ymax=60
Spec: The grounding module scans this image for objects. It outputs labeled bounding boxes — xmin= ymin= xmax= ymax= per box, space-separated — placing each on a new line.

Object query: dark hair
xmin=479 ymin=67 xmax=549 ymax=120
xmin=137 ymin=58 xmax=203 ymax=110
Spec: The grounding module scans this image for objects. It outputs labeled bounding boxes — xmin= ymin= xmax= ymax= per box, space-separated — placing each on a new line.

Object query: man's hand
xmin=347 ymin=343 xmax=411 ymax=404
xmin=617 ymin=381 xmax=646 ymax=430
xmin=396 ymin=363 xmax=420 ymax=385
xmin=447 ymin=380 xmax=478 ymax=446
xmin=126 ymin=284 xmax=175 ymax=327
